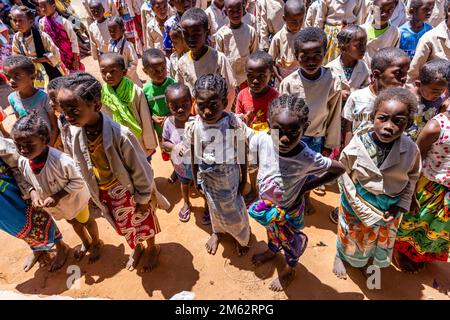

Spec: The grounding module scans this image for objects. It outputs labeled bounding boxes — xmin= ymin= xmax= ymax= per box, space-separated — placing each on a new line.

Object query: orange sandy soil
xmin=0 ymin=7 xmax=449 ymax=298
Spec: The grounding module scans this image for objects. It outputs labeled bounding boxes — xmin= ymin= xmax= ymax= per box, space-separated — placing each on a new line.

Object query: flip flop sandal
xmin=178 ymin=206 xmax=191 ymax=222
xmin=201 ymin=211 xmax=211 ymax=225
xmin=329 ymin=208 xmax=339 ymax=224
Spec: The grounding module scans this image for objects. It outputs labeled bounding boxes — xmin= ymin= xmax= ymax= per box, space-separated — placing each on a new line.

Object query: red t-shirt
xmin=235 ymin=87 xmax=279 ymax=130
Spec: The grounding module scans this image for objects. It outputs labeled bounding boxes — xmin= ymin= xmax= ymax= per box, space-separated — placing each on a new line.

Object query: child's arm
xmin=126 ymin=44 xmax=139 ymax=80
xmin=323 ymin=85 xmax=343 ymax=155
xmin=267 ymin=37 xmax=283 ymax=82
xmin=41 ymin=32 xmax=63 ymax=68
xmin=299 ymin=160 xmax=345 ymax=196
xmin=239 ymin=137 xmax=249 ymax=195
xmin=62 ymin=17 xmax=80 ymax=70
xmin=417 ymin=118 xmax=441 ymax=160
xmin=407 ymin=37 xmax=432 ymax=84
xmin=136 ymin=89 xmax=158 ymax=154
xmin=47 ymin=111 xmax=59 ymax=147
xmin=343 ymin=118 xmax=353 ymax=147
xmin=88 ymin=26 xmax=99 ymax=61
xmin=256 ymin=0 xmax=270 ymax=50
xmin=0 ymin=123 xmax=9 ymax=138
xmin=342 ymin=94 xmax=356 ymax=146
xmin=314 ymin=0 xmax=328 ymax=29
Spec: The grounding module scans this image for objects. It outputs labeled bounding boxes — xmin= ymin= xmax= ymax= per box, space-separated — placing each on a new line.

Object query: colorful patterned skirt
xmin=337 ymin=189 xmax=401 ymax=268
xmin=0 ymin=167 xmax=62 ymax=251
xmin=248 ymin=199 xmax=308 ymax=267
xmin=323 ymin=24 xmax=342 ymax=65
xmin=394 ymin=175 xmax=450 ymax=263
xmin=99 ymin=183 xmax=160 ymax=249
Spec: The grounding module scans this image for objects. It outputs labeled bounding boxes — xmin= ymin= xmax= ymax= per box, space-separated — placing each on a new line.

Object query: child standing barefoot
xmin=0 ymin=136 xmax=68 ymax=272
xmin=185 ymin=74 xmax=252 ymax=256
xmin=12 ymin=113 xmax=103 ymax=264
xmin=333 ymin=88 xmax=421 ymax=280
xmin=58 ymin=73 xmax=162 ymax=272
xmin=249 ymin=95 xmax=345 ymax=292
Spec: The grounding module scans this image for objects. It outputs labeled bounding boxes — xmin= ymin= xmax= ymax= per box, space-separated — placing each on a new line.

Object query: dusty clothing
xmin=88 ymin=18 xmax=111 ymax=60
xmin=205 ymin=2 xmax=227 ymax=45
xmin=314 ymin=0 xmax=363 ymax=28
xmin=144 ymin=16 xmax=165 ymax=50
xmin=279 ymin=68 xmax=343 ymax=149
xmin=361 ymin=23 xmax=400 ymax=66
xmin=407 ymin=22 xmax=450 ymax=84
xmin=12 ymin=31 xmax=62 ymax=68
xmin=305 ymin=0 xmax=320 ymax=27
xmin=342 ymin=86 xmax=376 ymax=132
xmin=18 ymin=147 xmax=90 ymax=221
xmin=362 ymin=0 xmax=407 ymax=27
xmin=175 ymin=47 xmax=237 ymax=110
xmin=256 ymin=0 xmax=284 ymax=50
xmin=325 ymin=57 xmax=369 ymax=92
xmin=268 ymin=25 xmax=300 ymax=77
xmin=216 ymin=23 xmax=258 ymax=86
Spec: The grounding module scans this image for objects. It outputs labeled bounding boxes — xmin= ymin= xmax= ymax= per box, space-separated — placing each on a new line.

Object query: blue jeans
xmin=301 ymin=136 xmax=325 ymax=153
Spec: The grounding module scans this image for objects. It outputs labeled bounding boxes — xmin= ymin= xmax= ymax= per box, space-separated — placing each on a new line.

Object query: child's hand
xmin=135 ymin=202 xmax=150 ymax=216
xmin=42 ymin=196 xmax=58 ymax=208
xmin=152 ymin=115 xmax=165 ymax=125
xmin=383 ymin=205 xmax=403 ymax=222
xmin=30 ymin=190 xmax=43 ymax=208
xmin=342 ymin=89 xmax=350 ymax=102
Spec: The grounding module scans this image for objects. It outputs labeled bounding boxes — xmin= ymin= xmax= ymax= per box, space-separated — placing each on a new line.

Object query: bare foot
xmin=88 ymin=240 xmax=103 ymax=264
xmin=332 ymin=255 xmax=347 ymax=279
xmin=393 ymin=250 xmax=421 ymax=274
xmin=141 ymin=244 xmax=161 ymax=273
xmin=252 ymin=249 xmax=276 ymax=266
xmin=205 ymin=233 xmax=219 ymax=255
xmin=126 ymin=243 xmax=144 ymax=271
xmin=49 ymin=242 xmax=70 ymax=272
xmin=304 ymin=195 xmax=315 ymax=216
xmin=74 ymin=242 xmax=91 ymax=261
xmin=235 ymin=240 xmax=249 ymax=256
xmin=269 ymin=267 xmax=296 ymax=292
xmin=23 ymin=251 xmax=43 ymax=272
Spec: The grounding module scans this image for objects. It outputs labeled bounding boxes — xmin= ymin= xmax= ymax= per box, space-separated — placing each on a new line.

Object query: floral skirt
xmin=394 ymin=175 xmax=450 ymax=263
xmin=323 ymin=24 xmax=342 ymax=65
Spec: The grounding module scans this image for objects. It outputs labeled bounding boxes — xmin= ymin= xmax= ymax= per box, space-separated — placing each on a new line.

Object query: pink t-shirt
xmin=235 ymin=87 xmax=279 ymax=131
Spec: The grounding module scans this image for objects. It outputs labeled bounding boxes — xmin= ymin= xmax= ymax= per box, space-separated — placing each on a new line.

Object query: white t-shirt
xmin=250 ymin=133 xmax=332 ymax=209
xmin=343 ymin=86 xmax=377 ymax=132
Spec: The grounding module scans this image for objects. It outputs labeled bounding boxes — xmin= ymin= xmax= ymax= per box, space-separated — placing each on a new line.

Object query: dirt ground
xmin=0 ymin=1 xmax=449 ymax=300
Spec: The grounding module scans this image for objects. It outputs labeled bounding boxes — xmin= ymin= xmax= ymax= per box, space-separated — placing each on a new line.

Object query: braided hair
xmin=61 ymin=72 xmax=102 ymax=105
xmin=11 ymin=112 xmax=50 ymax=145
xmin=47 ymin=77 xmax=65 ymax=91
xmin=193 ymin=74 xmax=228 ymax=104
xmin=269 ymin=94 xmax=309 ymax=125
xmin=3 ymin=55 xmax=35 ymax=75
xmin=10 ymin=5 xmax=35 ymax=21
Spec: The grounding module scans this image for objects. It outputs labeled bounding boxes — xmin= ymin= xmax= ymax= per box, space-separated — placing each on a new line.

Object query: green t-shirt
xmin=367 ymin=24 xmax=390 ymax=41
xmin=143 ymin=77 xmax=176 ymax=136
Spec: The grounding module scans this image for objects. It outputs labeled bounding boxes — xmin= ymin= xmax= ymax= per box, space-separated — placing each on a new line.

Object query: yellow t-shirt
xmin=87 ymin=134 xmax=118 ymax=190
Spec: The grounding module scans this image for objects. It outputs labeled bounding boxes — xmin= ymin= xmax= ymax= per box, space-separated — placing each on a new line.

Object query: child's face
xmin=411 ymin=0 xmax=435 ymax=21
xmin=143 ymin=57 xmax=167 ymax=85
xmin=38 ymin=0 xmax=56 ymax=17
xmin=342 ymin=31 xmax=367 ymax=60
xmin=372 ymin=0 xmax=397 ymax=25
xmin=13 ymin=133 xmax=47 ymax=160
xmin=48 ymin=88 xmax=62 ymax=113
xmin=373 ymin=100 xmax=409 ymax=143
xmin=225 ymin=0 xmax=244 ymax=26
xmin=58 ymin=88 xmax=101 ymax=127
xmin=374 ymin=56 xmax=410 ymax=89
xmin=11 ymin=10 xmax=33 ymax=33
xmin=173 ymin=0 xmax=193 ymax=14
xmin=195 ymin=90 xmax=226 ymax=124
xmin=89 ymin=4 xmax=106 ymax=21
xmin=166 ymin=88 xmax=192 ymax=122
xmin=3 ymin=65 xmax=35 ymax=92
xmin=108 ymin=22 xmax=124 ymax=40
xmin=181 ymin=19 xmax=208 ymax=53
xmin=246 ymin=59 xmax=272 ymax=94
xmin=100 ymin=58 xmax=127 ymax=88
xmin=296 ymin=41 xmax=325 ymax=76
xmin=153 ymin=0 xmax=169 ymax=20
xmin=269 ymin=111 xmax=307 ymax=153
xmin=171 ymin=34 xmax=188 ymax=54
xmin=417 ymin=78 xmax=448 ymax=102
xmin=283 ymin=10 xmax=305 ymax=33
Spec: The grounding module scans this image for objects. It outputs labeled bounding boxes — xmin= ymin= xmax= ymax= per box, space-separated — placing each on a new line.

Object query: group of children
xmin=0 ymin=0 xmax=449 ymax=293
